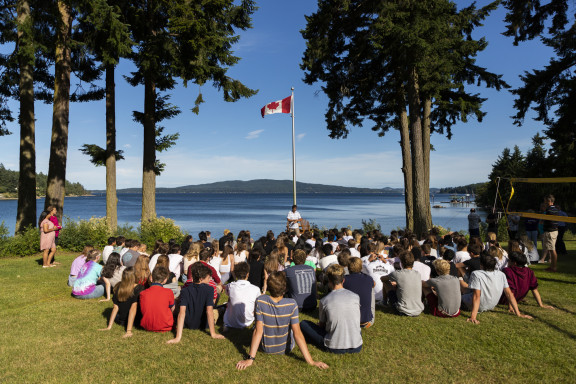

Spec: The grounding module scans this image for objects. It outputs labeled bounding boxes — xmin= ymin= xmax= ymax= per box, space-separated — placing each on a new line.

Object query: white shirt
xmin=319 ymin=254 xmax=338 ymax=270
xmin=412 ymin=261 xmax=431 ymax=281
xmin=167 ymin=253 xmax=184 ymax=279
xmin=287 ymin=210 xmax=301 ymax=229
xmin=453 ymin=251 xmax=471 ymax=264
xmin=102 ymin=245 xmax=114 ymax=264
xmin=349 ymin=248 xmax=361 ymax=258
xmin=362 ymin=259 xmax=395 ymax=301
xmin=223 ymin=280 xmax=261 ymax=328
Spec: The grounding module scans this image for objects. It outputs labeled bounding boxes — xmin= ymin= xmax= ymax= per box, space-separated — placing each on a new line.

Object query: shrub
xmin=0 ymin=221 xmax=9 ymax=240
xmin=0 ymin=225 xmax=41 ymax=257
xmin=139 ymin=216 xmax=184 ymax=249
xmin=58 ymin=216 xmax=112 ymax=252
xmin=362 ymin=218 xmax=382 ymax=233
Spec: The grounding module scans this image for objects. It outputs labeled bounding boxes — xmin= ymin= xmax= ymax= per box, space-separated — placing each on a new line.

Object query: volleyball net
xmin=496 ymin=176 xmax=576 ymax=224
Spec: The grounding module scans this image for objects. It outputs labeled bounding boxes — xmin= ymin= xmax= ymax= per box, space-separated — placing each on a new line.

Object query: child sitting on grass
xmin=99 ymin=267 xmax=144 ymax=338
xmin=236 ymin=271 xmax=328 ymax=370
xmin=139 ymin=266 xmax=175 ymax=332
xmin=68 ymin=245 xmax=94 ymax=287
xmin=500 ymin=251 xmax=555 ymax=310
xmin=461 ymin=252 xmax=533 ymax=324
xmin=422 ymin=259 xmax=461 ymax=318
xmin=72 ymin=250 xmax=105 ymax=300
xmin=223 ymin=262 xmax=261 ymax=331
xmin=167 ymin=263 xmax=224 ymax=343
xmin=100 ymin=252 xmax=125 ymax=301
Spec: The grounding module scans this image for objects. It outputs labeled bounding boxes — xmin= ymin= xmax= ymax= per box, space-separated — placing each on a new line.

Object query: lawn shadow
xmin=549 ymin=304 xmax=576 ymax=316
xmin=222 ymin=327 xmax=253 ymax=358
xmin=101 ymin=307 xmax=113 ymax=320
xmin=35 ymin=258 xmax=43 ymax=266
xmin=522 ymin=310 xmax=576 ymax=340
xmin=537 ymin=276 xmax=576 ymax=285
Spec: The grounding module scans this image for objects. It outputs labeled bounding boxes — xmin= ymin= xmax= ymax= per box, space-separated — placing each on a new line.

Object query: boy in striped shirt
xmin=236 ymin=271 xmax=328 ymax=370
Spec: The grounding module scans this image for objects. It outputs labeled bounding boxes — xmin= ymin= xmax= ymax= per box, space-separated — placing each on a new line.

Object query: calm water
xmin=0 ymin=193 xmax=479 ymax=238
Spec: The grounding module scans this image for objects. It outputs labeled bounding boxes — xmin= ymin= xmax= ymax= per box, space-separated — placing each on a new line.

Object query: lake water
xmin=0 ymin=193 xmax=479 ymax=238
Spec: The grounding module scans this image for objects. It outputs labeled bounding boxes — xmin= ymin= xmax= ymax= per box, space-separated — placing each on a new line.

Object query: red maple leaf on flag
xmin=267 ymin=101 xmax=279 ymax=110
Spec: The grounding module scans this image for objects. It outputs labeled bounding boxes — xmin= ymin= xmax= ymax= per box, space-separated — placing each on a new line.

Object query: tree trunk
xmin=45 ymin=0 xmax=72 ymax=221
xmin=407 ymin=68 xmax=428 ymax=238
xmin=422 ymin=98 xmax=432 ymax=230
xmin=141 ymin=74 xmax=156 ymax=222
xmin=399 ymin=106 xmax=413 ymax=231
xmin=105 ymin=64 xmax=118 ymax=231
xmin=15 ymin=0 xmax=36 ymax=234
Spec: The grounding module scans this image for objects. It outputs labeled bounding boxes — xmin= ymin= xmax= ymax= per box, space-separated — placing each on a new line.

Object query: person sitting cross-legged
xmin=381 ymin=250 xmax=424 ymax=317
xmin=167 ymin=263 xmax=225 ymax=343
xmin=222 ymin=262 xmax=261 ymax=331
xmin=422 ymin=259 xmax=461 ymax=318
xmin=236 ymin=271 xmax=328 ymax=370
xmin=500 ymin=251 xmax=555 ymax=311
xmin=300 ymin=264 xmax=363 ymax=354
xmin=461 ymin=251 xmax=533 ymax=324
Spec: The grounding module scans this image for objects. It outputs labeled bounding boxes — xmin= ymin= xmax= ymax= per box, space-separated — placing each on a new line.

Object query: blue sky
xmin=0 ymin=1 xmax=553 ymax=190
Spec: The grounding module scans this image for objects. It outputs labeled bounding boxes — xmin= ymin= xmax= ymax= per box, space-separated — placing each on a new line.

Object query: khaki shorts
xmin=543 ymin=231 xmax=558 ymax=251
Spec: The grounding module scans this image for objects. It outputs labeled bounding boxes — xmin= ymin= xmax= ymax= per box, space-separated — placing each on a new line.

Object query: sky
xmin=0 ymin=1 xmax=555 ymax=191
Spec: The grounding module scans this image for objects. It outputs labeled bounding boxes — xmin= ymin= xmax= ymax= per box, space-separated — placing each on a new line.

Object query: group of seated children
xmin=68 ymin=227 xmax=554 ymax=370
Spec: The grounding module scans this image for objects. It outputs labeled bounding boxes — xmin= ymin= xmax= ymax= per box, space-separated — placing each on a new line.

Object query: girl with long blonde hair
xmin=134 ymin=256 xmax=150 ymax=286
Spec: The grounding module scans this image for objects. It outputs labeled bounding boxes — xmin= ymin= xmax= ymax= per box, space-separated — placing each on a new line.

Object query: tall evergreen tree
xmin=503 ymin=0 xmax=576 ymax=178
xmin=0 ymin=0 xmax=53 ymax=233
xmin=301 ymin=0 xmax=507 ymax=236
xmin=124 ymin=0 xmax=257 ymax=222
xmin=78 ymin=0 xmax=132 ymax=231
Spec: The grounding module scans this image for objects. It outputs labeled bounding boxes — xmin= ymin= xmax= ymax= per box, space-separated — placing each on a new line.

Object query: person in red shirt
xmin=500 ymin=251 xmax=554 ymax=310
xmin=139 ymin=266 xmax=175 ymax=332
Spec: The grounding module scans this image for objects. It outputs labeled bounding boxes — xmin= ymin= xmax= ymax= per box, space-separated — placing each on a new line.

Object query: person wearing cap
xmin=468 ymin=208 xmax=481 ymax=238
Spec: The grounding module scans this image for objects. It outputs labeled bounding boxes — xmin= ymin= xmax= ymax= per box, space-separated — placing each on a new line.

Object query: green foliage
xmin=438 ymin=183 xmax=486 ymax=194
xmin=479 ymin=217 xmax=509 ymax=242
xmin=58 ymin=217 xmax=112 ymax=252
xmin=0 ymin=221 xmax=9 ymax=239
xmin=0 ymin=225 xmax=40 ymax=257
xmin=503 ymin=1 xmax=576 ymax=183
xmin=0 ymin=163 xmax=89 ymax=196
xmin=361 ymin=219 xmax=382 ymax=233
xmin=79 ymin=144 xmax=124 ymax=167
xmin=139 ymin=216 xmax=184 ymax=249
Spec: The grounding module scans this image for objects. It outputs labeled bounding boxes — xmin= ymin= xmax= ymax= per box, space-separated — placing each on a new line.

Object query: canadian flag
xmin=261 ymin=95 xmax=292 ymax=118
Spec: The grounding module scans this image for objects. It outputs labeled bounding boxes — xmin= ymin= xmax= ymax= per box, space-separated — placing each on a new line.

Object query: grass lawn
xmin=1 ymin=244 xmax=576 ymax=383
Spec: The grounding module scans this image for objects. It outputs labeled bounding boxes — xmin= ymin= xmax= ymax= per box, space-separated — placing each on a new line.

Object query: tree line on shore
xmin=0 ymin=163 xmax=87 ymax=197
xmin=0 ymin=1 xmax=573 ymax=237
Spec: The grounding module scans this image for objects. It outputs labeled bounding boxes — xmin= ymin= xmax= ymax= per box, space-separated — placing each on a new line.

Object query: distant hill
xmin=92 ymin=179 xmax=404 ymax=194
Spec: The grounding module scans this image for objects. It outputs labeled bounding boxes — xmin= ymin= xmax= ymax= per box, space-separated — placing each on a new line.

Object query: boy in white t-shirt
xmin=462 ymin=252 xmax=533 ymax=324
xmin=223 ymin=262 xmax=261 ymax=330
xmin=102 ymin=237 xmax=116 ymax=264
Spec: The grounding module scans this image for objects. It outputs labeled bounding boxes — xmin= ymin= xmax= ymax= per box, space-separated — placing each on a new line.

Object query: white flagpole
xmin=291 ymin=87 xmax=296 ymax=205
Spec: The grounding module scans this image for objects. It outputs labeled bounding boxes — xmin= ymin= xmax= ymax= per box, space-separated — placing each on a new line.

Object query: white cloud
xmin=296 ymin=133 xmax=306 ymax=141
xmin=124 ymin=144 xmax=132 ymax=148
xmin=245 ymin=129 xmax=264 ymax=140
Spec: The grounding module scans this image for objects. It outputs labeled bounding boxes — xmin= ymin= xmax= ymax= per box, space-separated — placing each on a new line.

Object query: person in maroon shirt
xmin=500 ymin=252 xmax=554 ymax=310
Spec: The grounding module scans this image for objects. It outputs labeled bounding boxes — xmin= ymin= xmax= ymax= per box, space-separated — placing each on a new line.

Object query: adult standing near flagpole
xmin=260 ymin=89 xmax=297 ymax=205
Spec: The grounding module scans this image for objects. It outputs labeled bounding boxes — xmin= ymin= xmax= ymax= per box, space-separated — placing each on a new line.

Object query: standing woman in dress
xmin=48 ymin=207 xmax=62 ymax=264
xmin=39 ymin=206 xmax=59 ymax=268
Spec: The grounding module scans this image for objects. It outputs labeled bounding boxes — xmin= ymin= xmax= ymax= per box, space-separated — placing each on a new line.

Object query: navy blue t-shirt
xmin=179 ymin=283 xmax=214 ymax=330
xmin=343 ymin=272 xmax=373 ymax=324
xmin=285 ymin=264 xmax=317 ymax=310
